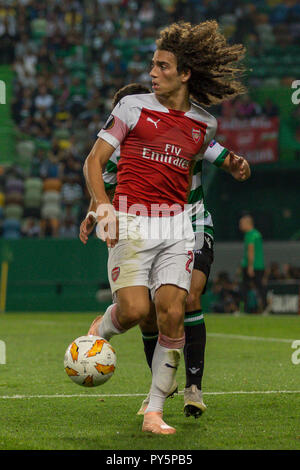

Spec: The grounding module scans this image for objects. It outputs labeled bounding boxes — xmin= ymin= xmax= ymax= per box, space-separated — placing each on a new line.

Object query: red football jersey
xmin=98 ymin=93 xmax=217 ymax=216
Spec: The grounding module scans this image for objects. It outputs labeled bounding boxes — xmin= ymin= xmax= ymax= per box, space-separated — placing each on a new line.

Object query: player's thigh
xmin=155 ymin=284 xmax=188 ymax=338
xmin=242 ymin=268 xmax=251 ymax=290
xmin=254 ymin=270 xmax=264 ymax=287
xmin=116 ymin=285 xmax=151 ymax=325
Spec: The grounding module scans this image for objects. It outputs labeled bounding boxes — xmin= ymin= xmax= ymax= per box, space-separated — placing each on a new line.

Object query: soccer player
xmin=80 ymin=85 xmax=251 ymax=419
xmin=239 ymin=214 xmax=265 ymax=313
xmin=82 ymin=20 xmax=246 ymax=434
xmin=137 ymin=143 xmax=251 ymax=418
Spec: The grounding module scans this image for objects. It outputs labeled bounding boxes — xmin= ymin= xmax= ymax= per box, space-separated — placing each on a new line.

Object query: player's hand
xmin=79 ymin=213 xmax=96 ymax=244
xmin=229 ymin=152 xmax=251 ymax=181
xmin=96 ymin=203 xmax=119 ymax=248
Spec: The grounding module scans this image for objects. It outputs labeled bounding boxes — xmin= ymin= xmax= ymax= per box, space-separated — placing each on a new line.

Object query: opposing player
xmin=82 ymin=20 xmax=246 ymax=434
xmin=80 ymin=86 xmax=251 ymax=419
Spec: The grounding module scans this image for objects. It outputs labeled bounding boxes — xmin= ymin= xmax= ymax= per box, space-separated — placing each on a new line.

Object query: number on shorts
xmin=185 ymin=251 xmax=194 ymax=274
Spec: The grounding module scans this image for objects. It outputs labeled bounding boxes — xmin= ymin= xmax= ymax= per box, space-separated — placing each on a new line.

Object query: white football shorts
xmin=107 ymin=211 xmax=195 ymax=299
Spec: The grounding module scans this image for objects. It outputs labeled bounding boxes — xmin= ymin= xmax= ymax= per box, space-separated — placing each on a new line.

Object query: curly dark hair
xmin=156 ymin=20 xmax=246 ymax=106
xmin=112 ymin=83 xmax=151 ymax=108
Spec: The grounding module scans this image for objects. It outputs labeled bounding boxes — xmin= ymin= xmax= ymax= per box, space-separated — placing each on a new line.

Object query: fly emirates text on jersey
xmin=142 ymin=143 xmax=189 ymax=169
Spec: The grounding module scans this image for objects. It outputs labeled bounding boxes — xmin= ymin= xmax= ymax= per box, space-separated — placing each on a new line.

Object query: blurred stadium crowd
xmin=0 ymin=0 xmax=300 ymax=240
xmin=212 ymin=261 xmax=300 ymax=314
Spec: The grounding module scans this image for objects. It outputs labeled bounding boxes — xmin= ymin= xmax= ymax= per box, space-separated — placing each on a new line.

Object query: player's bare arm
xmin=80 ymin=170 xmax=114 ymax=246
xmin=221 ymin=151 xmax=251 ymax=181
xmin=83 ymin=138 xmax=118 ymax=248
xmin=80 ymin=187 xmax=116 ymax=245
xmin=79 ymin=198 xmax=97 ymax=245
xmin=79 ymin=169 xmax=98 ymax=244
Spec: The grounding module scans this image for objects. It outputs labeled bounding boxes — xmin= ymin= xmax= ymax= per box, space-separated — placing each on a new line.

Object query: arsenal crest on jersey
xmin=111 ymin=266 xmax=120 ymax=282
xmin=192 ymin=128 xmax=201 ymax=143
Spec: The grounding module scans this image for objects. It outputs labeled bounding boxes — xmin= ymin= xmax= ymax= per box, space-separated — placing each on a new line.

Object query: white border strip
xmin=207 ymin=333 xmax=296 ymax=343
xmin=0 ymin=390 xmax=299 ymax=399
xmin=184 ymin=314 xmax=204 ymax=323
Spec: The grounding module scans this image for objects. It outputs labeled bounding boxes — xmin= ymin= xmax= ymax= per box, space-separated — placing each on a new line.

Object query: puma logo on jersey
xmin=147 ymin=117 xmax=160 ymax=128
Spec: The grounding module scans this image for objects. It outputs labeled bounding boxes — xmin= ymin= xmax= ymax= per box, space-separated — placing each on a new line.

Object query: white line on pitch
xmin=207 ymin=333 xmax=296 ymax=343
xmin=0 ymin=390 xmax=299 ymax=399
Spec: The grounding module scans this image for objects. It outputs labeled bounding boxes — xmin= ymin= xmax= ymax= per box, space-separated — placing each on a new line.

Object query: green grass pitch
xmin=0 ymin=312 xmax=299 ymax=450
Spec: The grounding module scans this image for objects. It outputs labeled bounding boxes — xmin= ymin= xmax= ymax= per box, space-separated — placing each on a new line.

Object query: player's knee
xmin=118 ymin=298 xmax=149 ymax=326
xmin=156 ymin=304 xmax=184 ymax=336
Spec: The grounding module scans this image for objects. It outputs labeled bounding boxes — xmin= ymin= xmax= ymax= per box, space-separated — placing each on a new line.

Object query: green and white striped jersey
xmin=189 ymin=140 xmax=229 ymax=237
xmin=103 ymin=139 xmax=229 ymax=239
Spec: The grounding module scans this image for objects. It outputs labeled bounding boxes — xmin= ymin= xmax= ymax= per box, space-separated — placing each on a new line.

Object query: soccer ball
xmin=64 ymin=335 xmax=116 ymax=387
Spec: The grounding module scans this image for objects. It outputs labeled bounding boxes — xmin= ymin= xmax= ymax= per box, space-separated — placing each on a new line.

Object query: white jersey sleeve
xmin=187 ymin=102 xmax=218 ymax=160
xmin=203 ymin=139 xmax=229 ymax=167
xmin=97 ymin=95 xmax=142 ymax=149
